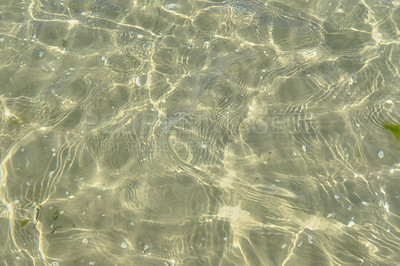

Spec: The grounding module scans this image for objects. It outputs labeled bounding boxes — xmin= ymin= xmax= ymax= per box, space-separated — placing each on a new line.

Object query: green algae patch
xmin=20 ymin=218 xmax=31 ymax=227
xmin=383 ymin=124 xmax=400 ymax=142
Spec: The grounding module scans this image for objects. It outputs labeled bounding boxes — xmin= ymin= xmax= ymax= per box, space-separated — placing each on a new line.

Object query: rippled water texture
xmin=1 ymin=0 xmax=400 ymax=265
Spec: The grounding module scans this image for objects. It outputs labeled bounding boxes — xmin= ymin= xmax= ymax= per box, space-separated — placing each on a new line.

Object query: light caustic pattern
xmin=1 ymin=0 xmax=400 ymax=265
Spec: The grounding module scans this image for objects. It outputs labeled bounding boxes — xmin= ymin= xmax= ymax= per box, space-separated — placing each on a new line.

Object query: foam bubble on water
xmin=384 ymin=202 xmax=390 ymax=212
xmin=135 ymin=77 xmax=141 ymax=86
xmin=167 ymin=3 xmax=177 ymax=11
xmin=327 ymin=213 xmax=335 ymax=218
xmin=307 ymin=234 xmax=313 ymax=244
xmin=82 ymin=238 xmax=88 ymax=244
xmin=302 ymin=145 xmax=307 ymax=152
xmin=121 ymin=242 xmax=128 ymax=249
xmin=378 ymin=151 xmax=384 ymax=159
xmin=348 ymin=220 xmax=355 ymax=227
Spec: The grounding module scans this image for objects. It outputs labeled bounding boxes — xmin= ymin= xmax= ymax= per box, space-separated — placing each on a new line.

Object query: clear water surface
xmin=1 ymin=0 xmax=400 ymax=265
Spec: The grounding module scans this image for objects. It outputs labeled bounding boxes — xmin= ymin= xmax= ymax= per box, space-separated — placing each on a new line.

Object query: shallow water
xmin=1 ymin=0 xmax=400 ymax=265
